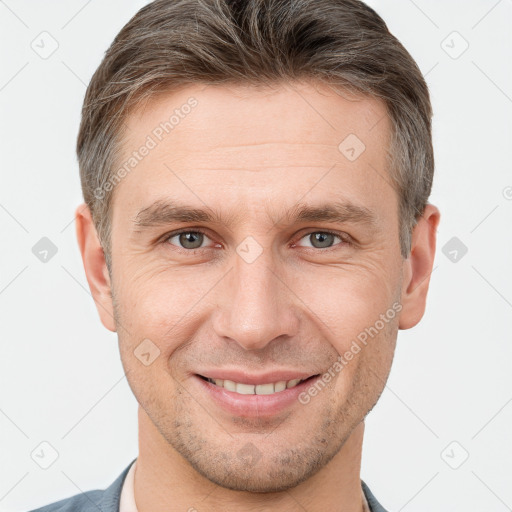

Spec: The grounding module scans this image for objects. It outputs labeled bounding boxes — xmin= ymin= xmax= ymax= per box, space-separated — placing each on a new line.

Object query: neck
xmin=134 ymin=406 xmax=366 ymax=512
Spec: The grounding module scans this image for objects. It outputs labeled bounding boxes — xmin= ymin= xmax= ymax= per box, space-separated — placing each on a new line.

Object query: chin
xmin=190 ymin=459 xmax=319 ymax=493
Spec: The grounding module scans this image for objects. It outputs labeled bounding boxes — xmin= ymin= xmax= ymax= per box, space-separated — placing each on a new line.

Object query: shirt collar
xmin=120 ymin=460 xmax=376 ymax=512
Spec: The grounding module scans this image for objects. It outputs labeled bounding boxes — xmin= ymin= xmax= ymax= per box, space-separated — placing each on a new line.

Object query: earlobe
xmin=75 ymin=203 xmax=117 ymax=332
xmin=398 ymin=203 xmax=441 ymax=330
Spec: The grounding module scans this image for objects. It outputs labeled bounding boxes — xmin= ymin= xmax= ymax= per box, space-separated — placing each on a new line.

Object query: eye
xmin=165 ymin=229 xmax=214 ymax=250
xmin=162 ymin=229 xmax=350 ymax=253
xmin=295 ymin=231 xmax=348 ymax=249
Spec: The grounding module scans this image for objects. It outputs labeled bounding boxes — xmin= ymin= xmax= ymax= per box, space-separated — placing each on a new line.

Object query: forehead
xmin=112 ymin=80 xmax=395 ymax=223
xmin=121 ymin=80 xmax=390 ymax=162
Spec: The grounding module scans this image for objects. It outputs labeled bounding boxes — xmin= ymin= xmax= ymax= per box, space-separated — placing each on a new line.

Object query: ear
xmin=399 ymin=203 xmax=441 ymax=330
xmin=75 ymin=203 xmax=117 ymax=332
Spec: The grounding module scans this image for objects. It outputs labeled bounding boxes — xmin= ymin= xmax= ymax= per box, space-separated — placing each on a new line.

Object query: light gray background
xmin=1 ymin=1 xmax=511 ymax=511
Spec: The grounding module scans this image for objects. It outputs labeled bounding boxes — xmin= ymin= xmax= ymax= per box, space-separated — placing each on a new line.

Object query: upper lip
xmin=195 ymin=370 xmax=318 ymax=385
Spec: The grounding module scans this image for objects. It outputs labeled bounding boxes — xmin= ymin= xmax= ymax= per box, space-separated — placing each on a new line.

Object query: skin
xmin=76 ymin=80 xmax=440 ymax=512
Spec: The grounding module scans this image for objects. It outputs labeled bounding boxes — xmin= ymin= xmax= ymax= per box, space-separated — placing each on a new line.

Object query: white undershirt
xmin=119 ymin=460 xmax=138 ymax=512
xmin=119 ymin=460 xmax=371 ymax=512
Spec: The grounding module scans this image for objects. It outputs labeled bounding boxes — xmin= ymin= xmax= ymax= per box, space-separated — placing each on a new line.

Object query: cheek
xmin=114 ymin=267 xmax=220 ymax=372
xmin=291 ymin=264 xmax=400 ymax=346
xmin=115 ymin=263 xmax=209 ymax=329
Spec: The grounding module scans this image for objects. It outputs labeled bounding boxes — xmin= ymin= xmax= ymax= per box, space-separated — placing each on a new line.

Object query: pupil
xmin=312 ymin=232 xmax=333 ymax=248
xmin=180 ymin=232 xmax=202 ymax=249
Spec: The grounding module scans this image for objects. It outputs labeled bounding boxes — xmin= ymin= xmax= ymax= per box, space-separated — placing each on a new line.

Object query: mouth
xmin=192 ymin=369 xmax=324 ymax=417
xmin=197 ymin=374 xmax=319 ymax=396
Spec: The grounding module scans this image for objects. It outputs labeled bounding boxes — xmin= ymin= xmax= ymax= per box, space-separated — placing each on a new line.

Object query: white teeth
xmin=255 ymin=383 xmax=275 ymax=395
xmin=223 ymin=379 xmax=236 ymax=392
xmin=236 ymin=383 xmax=255 ymax=395
xmin=205 ymin=376 xmax=305 ymax=395
xmin=286 ymin=379 xmax=301 ymax=388
xmin=274 ymin=381 xmax=287 ymax=392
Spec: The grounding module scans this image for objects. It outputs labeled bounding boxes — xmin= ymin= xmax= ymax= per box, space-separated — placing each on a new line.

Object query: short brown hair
xmin=77 ymin=0 xmax=434 ymax=272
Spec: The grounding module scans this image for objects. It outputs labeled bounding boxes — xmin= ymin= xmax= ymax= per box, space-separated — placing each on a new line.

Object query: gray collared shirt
xmin=28 ymin=458 xmax=390 ymax=512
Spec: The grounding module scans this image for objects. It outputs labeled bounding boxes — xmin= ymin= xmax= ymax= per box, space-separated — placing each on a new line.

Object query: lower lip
xmin=193 ymin=374 xmax=321 ymax=418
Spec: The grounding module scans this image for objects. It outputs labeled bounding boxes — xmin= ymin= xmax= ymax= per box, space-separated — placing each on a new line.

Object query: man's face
xmin=109 ymin=81 xmax=403 ymax=492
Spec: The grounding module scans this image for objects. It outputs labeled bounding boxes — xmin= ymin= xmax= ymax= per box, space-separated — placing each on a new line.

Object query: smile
xmin=198 ymin=376 xmax=309 ymax=395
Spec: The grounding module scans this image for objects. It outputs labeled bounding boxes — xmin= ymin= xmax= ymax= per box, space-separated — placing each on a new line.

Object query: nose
xmin=212 ymin=248 xmax=300 ymax=351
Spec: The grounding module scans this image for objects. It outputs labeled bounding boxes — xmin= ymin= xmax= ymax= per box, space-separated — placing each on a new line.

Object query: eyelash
xmin=161 ymin=228 xmax=352 ymax=253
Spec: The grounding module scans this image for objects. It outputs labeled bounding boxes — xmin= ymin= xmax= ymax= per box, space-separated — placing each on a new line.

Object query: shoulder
xmin=27 ymin=489 xmax=105 ymax=512
xmin=361 ymin=479 xmax=390 ymax=512
xmin=27 ymin=459 xmax=137 ymax=512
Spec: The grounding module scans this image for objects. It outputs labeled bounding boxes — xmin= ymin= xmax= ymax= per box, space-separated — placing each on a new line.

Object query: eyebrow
xmin=133 ymin=199 xmax=378 ymax=231
xmin=134 ymin=200 xmax=241 ymax=229
xmin=282 ymin=201 xmax=377 ymax=229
